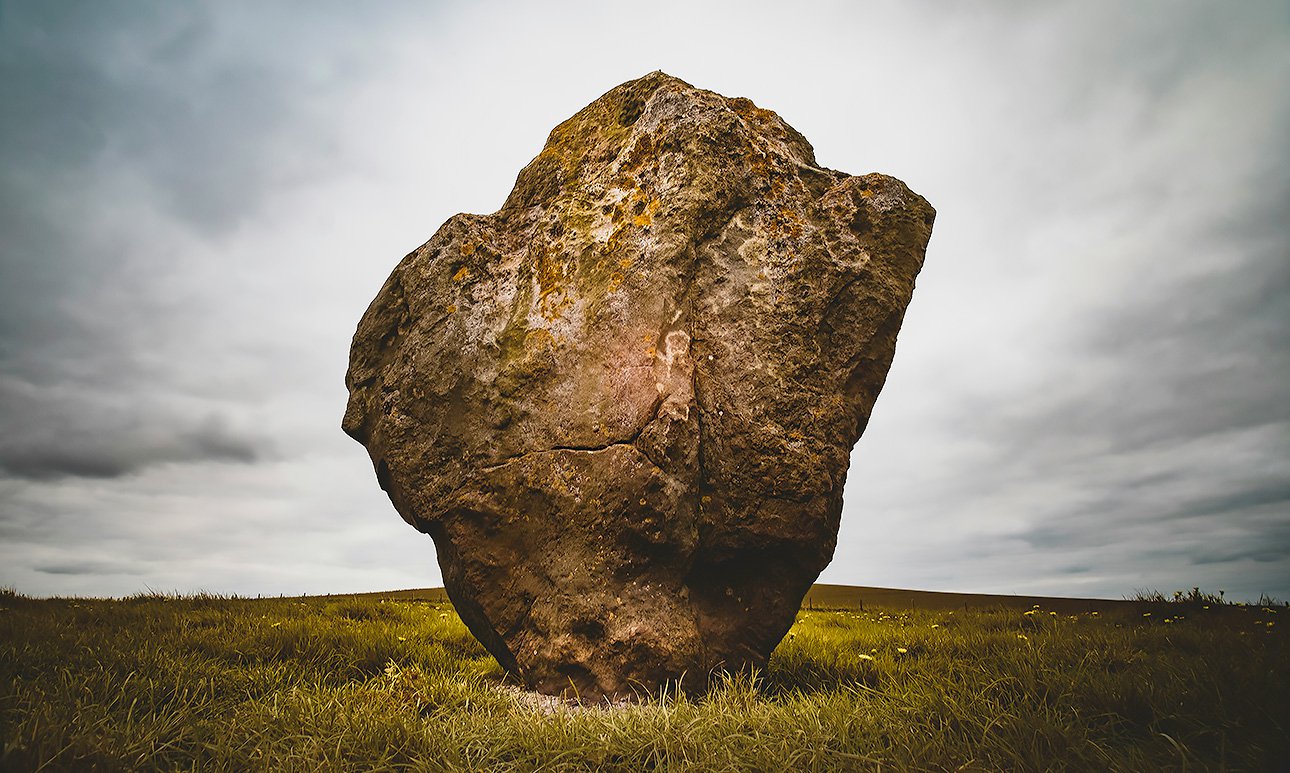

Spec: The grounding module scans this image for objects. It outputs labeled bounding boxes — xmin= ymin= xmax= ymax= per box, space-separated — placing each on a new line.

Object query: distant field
xmin=802 ymin=584 xmax=1145 ymax=613
xmin=347 ymin=583 xmax=1165 ymax=615
xmin=1 ymin=586 xmax=1285 ymax=770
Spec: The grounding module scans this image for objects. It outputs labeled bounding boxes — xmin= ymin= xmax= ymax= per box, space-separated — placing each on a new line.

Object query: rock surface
xmin=344 ymin=72 xmax=934 ymax=700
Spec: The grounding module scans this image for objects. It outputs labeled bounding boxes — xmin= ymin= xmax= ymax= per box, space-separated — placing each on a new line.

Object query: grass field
xmin=2 ymin=585 xmax=1286 ymax=771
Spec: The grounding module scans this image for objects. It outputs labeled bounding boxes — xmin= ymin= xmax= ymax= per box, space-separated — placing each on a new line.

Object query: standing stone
xmin=344 ymin=72 xmax=934 ymax=700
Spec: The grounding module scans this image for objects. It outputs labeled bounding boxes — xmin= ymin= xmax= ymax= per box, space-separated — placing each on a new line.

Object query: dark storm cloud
xmin=1014 ymin=474 xmax=1290 ymax=548
xmin=0 ymin=0 xmax=401 ymax=345
xmin=0 ymin=2 xmax=363 ymax=484
xmin=1187 ymin=531 xmax=1290 ymax=566
xmin=826 ymin=0 xmax=1290 ymax=601
xmin=1 ymin=3 xmax=217 ymax=366
xmin=1069 ymin=202 xmax=1289 ymax=453
xmin=0 ymin=0 xmax=443 ymax=597
xmin=0 ymin=352 xmax=266 ymax=482
xmin=35 ymin=561 xmax=145 ymax=577
xmin=1168 ymin=481 xmax=1290 ymax=524
xmin=992 ymin=181 xmax=1290 ymax=542
xmin=952 ymin=22 xmax=1290 ymax=556
xmin=0 ymin=409 xmax=261 ymax=481
xmin=0 ymin=1 xmax=354 ymax=235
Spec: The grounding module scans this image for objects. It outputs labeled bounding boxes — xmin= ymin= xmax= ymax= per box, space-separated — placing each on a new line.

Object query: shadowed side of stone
xmin=344 ymin=71 xmax=935 ymax=700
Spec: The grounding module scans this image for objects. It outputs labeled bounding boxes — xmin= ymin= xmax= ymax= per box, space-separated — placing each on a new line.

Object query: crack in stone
xmin=481 ymin=391 xmax=667 ymax=473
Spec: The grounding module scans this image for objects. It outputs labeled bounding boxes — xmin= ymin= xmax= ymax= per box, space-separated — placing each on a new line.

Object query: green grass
xmin=1 ymin=588 xmax=1286 ymax=771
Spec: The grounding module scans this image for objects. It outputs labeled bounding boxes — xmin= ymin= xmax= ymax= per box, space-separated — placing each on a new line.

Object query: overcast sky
xmin=1 ymin=1 xmax=1286 ymax=601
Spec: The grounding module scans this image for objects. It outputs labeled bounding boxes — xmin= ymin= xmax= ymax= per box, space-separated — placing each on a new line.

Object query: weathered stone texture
xmin=344 ymin=72 xmax=934 ymax=700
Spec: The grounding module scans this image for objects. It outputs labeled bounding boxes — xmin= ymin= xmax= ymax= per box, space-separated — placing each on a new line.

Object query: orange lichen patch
xmin=728 ymin=97 xmax=777 ymax=126
xmin=595 ymin=187 xmax=654 ymax=258
xmin=531 ymin=242 xmax=578 ymax=321
xmin=539 ymin=290 xmax=574 ymax=321
xmin=534 ymin=95 xmax=638 ymax=185
xmin=610 ymin=187 xmax=661 ymax=230
xmin=632 ymin=197 xmax=661 ymax=228
xmin=769 ymin=174 xmax=787 ymax=199
xmin=533 ymin=243 xmax=565 ymax=296
xmin=746 ymin=145 xmax=788 ymax=200
xmin=777 ymin=207 xmax=804 ymax=239
xmin=459 ymin=242 xmax=477 ymax=256
xmin=860 ymin=189 xmax=874 ymax=198
xmin=747 ymin=149 xmax=771 ymax=180
xmin=763 ymin=204 xmax=805 ymax=241
xmin=446 ymin=304 xmax=457 ymax=314
xmin=452 ymin=266 xmax=471 ymax=282
xmin=618 ymin=133 xmax=656 ymax=176
xmin=524 ymin=327 xmax=557 ymax=351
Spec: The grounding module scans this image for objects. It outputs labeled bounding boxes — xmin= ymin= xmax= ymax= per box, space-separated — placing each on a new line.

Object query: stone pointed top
xmin=498 ymin=71 xmax=824 ymax=214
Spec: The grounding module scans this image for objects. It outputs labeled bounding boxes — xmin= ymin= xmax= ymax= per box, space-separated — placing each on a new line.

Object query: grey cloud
xmin=0 ymin=2 xmax=373 ymax=236
xmin=977 ymin=185 xmax=1289 ymax=460
xmin=1188 ymin=544 xmax=1289 ymax=567
xmin=0 ymin=409 xmax=263 ymax=481
xmin=0 ymin=367 xmax=266 ymax=480
xmin=0 ymin=3 xmax=366 ymax=485
xmin=0 ymin=1 xmax=415 ymax=377
xmin=1133 ymin=529 xmax=1290 ymax=570
xmin=829 ymin=1 xmax=1289 ymax=601
xmin=1168 ymin=481 xmax=1290 ymax=523
xmin=35 ymin=560 xmax=145 ymax=577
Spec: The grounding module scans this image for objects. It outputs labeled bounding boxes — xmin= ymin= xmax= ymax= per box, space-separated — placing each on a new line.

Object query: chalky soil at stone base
xmin=344 ymin=71 xmax=935 ymax=700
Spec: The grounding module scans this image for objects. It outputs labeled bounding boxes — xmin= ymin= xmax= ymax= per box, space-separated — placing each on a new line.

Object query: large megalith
xmin=343 ymin=71 xmax=934 ymax=700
